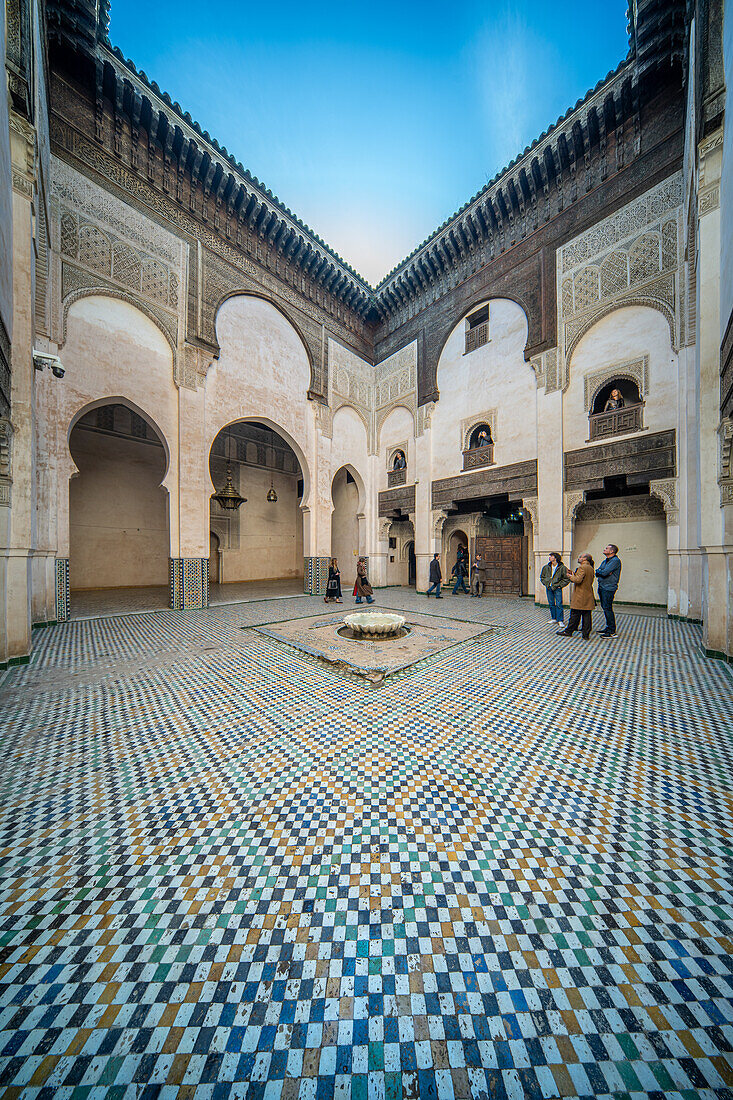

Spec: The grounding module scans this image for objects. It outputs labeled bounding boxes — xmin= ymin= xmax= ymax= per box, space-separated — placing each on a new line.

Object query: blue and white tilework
xmin=0 ymin=594 xmax=732 ymax=1099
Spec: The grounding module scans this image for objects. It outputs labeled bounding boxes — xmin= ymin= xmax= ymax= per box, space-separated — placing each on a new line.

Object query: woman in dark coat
xmin=354 ymin=557 xmax=374 ymax=604
xmin=324 ymin=558 xmax=342 ymax=603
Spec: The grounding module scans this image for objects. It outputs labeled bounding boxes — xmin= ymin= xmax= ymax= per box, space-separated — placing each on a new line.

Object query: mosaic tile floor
xmin=1 ymin=593 xmax=732 ymax=1100
xmin=69 ymin=581 xmax=305 ymax=621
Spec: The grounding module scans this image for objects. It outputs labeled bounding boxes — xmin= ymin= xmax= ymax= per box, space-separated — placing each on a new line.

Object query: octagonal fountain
xmin=339 ymin=612 xmax=409 ymax=640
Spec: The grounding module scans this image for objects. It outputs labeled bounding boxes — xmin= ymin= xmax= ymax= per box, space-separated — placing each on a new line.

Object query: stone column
xmin=696 ymin=129 xmax=727 ymax=652
xmin=171 ymin=382 xmax=207 ymax=609
xmin=2 ymin=113 xmax=36 ymax=661
xmin=303 ymin=422 xmax=331 ymax=594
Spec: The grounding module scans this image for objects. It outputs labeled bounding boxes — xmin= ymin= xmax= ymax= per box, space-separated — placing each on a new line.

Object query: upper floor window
xmin=464 ymin=304 xmax=489 ymax=354
xmin=589 ymin=380 xmax=644 ymax=441
xmin=388 ymin=449 xmax=408 ymax=487
xmin=463 ymin=422 xmax=494 ymax=470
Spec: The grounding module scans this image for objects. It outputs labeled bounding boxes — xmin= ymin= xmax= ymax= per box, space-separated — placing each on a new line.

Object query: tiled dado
xmin=169 ymin=557 xmax=209 ymax=609
xmin=304 ymin=555 xmax=330 ymax=594
xmin=54 ymin=557 xmax=69 ymax=622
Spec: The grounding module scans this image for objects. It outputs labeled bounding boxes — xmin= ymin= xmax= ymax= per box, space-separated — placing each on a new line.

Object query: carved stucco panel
xmin=649 ymin=478 xmax=679 ymax=525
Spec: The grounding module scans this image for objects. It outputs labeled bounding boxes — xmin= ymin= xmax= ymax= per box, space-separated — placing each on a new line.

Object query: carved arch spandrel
xmin=564 ymin=295 xmax=677 ymax=375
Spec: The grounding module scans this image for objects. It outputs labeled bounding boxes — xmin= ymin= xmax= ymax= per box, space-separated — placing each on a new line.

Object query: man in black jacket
xmin=427 ymin=554 xmax=443 ymax=598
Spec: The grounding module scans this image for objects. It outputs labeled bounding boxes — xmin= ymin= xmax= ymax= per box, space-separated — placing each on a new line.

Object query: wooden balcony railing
xmin=387 ymin=467 xmax=407 ymax=487
xmin=464 ymin=321 xmax=489 ymax=354
xmin=589 ymin=403 xmax=643 ymax=441
xmin=462 ymin=444 xmax=494 ymax=471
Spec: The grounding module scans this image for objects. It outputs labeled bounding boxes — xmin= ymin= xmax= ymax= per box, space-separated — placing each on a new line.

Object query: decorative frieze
xmin=649 ymin=478 xmax=679 ymax=524
xmin=557 ymin=172 xmax=683 ymax=375
xmin=564 ymin=429 xmax=676 ymax=491
xmin=432 ymin=460 xmax=538 ymax=511
xmin=378 ymin=484 xmax=416 ymax=517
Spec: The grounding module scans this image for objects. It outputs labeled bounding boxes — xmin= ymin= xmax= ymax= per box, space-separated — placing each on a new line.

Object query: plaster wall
xmin=378 ymin=405 xmax=415 ymax=490
xmin=433 ymin=299 xmax=536 ymax=479
xmin=215 ymin=465 xmax=302 ymax=582
xmin=58 ymin=297 xmax=178 ymax=556
xmin=564 ymin=306 xmax=678 ymax=450
xmin=69 ymin=430 xmax=168 ymax=589
xmin=0 ymin=12 xmax=12 ymax=332
xmin=573 ymin=509 xmax=668 ymax=605
xmin=330 ymin=406 xmax=369 ymax=501
xmin=721 ymin=0 xmax=733 ymax=333
xmin=206 ymin=296 xmax=317 ymax=556
xmin=386 ymin=519 xmax=413 ymax=586
xmin=331 ymin=468 xmax=359 ymax=587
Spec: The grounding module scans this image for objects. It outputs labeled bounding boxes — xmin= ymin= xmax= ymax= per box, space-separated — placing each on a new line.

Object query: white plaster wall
xmin=330 ymin=405 xmax=369 ymax=499
xmin=433 ymin=299 xmax=536 ymax=477
xmin=215 ymin=466 xmax=302 ymax=582
xmin=378 ymin=406 xmax=415 ymax=490
xmin=331 ymin=468 xmax=359 ymax=587
xmin=721 ymin=0 xmax=733 ymax=333
xmin=59 ymin=297 xmax=178 ymax=555
xmin=206 ymin=296 xmax=317 ymax=554
xmin=573 ymin=513 xmax=668 ymax=605
xmin=0 ymin=10 xmax=12 ymax=331
xmin=69 ymin=431 xmax=168 ymax=589
xmin=565 ymin=306 xmax=677 ymax=449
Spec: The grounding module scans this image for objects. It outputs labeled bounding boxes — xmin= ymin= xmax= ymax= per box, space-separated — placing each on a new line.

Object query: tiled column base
xmin=303 ymin=556 xmax=330 ymax=595
xmin=55 ymin=558 xmax=69 ymax=622
xmin=169 ymin=558 xmax=209 ymax=610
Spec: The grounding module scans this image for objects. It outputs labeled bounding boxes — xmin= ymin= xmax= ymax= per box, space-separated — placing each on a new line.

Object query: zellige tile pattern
xmin=0 ymin=593 xmax=731 ymax=1100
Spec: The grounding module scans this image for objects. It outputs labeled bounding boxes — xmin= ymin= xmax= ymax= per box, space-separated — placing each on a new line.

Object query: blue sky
xmin=110 ymin=1 xmax=630 ymax=285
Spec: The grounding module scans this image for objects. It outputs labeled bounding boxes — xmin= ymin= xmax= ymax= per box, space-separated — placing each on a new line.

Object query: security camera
xmin=32 ymin=350 xmax=65 ymax=378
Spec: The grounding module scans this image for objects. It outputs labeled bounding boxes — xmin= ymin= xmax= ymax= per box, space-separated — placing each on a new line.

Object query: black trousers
xmin=566 ymin=609 xmax=592 ymax=638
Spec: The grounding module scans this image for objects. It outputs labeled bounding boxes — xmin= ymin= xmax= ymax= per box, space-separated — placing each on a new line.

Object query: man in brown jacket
xmin=556 ymin=553 xmax=596 ymax=640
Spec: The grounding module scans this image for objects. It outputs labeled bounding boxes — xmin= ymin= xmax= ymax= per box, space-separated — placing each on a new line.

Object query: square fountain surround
xmin=253 ymin=607 xmax=496 ymax=680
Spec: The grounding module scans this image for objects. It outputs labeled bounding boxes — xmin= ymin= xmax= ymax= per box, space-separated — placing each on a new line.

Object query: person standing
xmin=427 ymin=553 xmax=443 ymax=598
xmin=324 ymin=558 xmax=342 ymax=603
xmin=595 ymin=543 xmax=622 ymax=637
xmin=354 ymin=557 xmax=374 ymax=604
xmin=470 ymin=555 xmax=485 ymax=597
xmin=556 ymin=554 xmax=596 ymax=640
xmin=450 ymin=555 xmax=469 ymax=595
xmin=539 ymin=552 xmax=569 ymax=627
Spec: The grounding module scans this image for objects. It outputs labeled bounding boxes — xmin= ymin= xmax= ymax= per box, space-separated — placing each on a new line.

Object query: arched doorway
xmin=406 ymin=541 xmax=416 ymax=587
xmin=385 ymin=518 xmax=415 ymax=586
xmin=331 ymin=467 xmax=362 ymax=591
xmin=68 ymin=402 xmax=169 ymax=599
xmin=209 ymin=421 xmax=304 ymax=587
xmin=209 ymin=531 xmax=221 ymax=585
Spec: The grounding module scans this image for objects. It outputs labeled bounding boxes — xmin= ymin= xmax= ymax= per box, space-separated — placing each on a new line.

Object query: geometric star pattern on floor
xmin=0 ymin=591 xmax=732 ymax=1099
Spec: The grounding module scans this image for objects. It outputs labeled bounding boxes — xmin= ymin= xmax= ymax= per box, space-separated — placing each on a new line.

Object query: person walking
xmin=427 ymin=553 xmax=443 ymax=598
xmin=450 ymin=555 xmax=469 ymax=595
xmin=556 ymin=553 xmax=596 ymax=640
xmin=539 ymin=552 xmax=570 ymax=627
xmin=354 ymin=557 xmax=374 ymax=604
xmin=324 ymin=558 xmax=342 ymax=603
xmin=470 ymin=555 xmax=485 ymax=597
xmin=595 ymin=543 xmax=622 ymax=637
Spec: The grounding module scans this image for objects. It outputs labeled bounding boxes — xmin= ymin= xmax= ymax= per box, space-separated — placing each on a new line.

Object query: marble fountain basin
xmin=343 ymin=612 xmax=406 ymax=637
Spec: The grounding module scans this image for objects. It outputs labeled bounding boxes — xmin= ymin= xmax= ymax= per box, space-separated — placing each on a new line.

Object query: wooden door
xmin=475 ymin=536 xmax=526 ymax=595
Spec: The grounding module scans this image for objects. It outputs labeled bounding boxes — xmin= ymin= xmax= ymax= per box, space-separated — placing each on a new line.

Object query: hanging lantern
xmin=266 ymin=476 xmax=278 ymax=503
xmin=213 ymin=431 xmax=245 ymax=510
xmin=213 ymin=462 xmax=246 ymax=510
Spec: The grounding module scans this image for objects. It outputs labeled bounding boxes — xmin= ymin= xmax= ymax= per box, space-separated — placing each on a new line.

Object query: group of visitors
xmin=323 ymin=557 xmax=374 ymax=605
xmin=325 ymin=541 xmax=622 ymax=636
xmin=540 ymin=544 xmax=622 ymax=639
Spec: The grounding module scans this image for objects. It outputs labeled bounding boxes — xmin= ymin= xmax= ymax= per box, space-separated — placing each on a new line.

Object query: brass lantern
xmin=266 ymin=476 xmax=277 ymax=503
xmin=213 ymin=432 xmax=246 ymax=510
